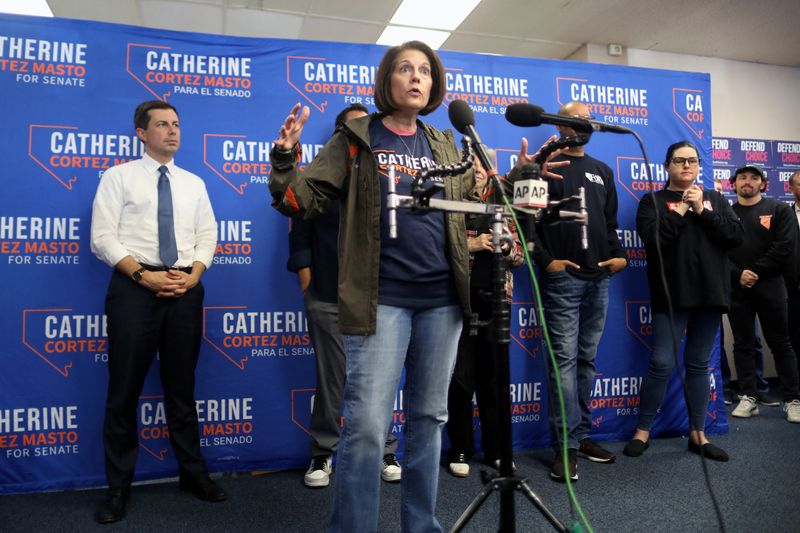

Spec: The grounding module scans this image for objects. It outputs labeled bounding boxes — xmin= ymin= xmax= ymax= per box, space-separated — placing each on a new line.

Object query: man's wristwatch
xmin=131 ymin=267 xmax=146 ymax=282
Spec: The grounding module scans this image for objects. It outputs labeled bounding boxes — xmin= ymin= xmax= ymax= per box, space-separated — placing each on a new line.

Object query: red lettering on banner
xmin=202 ymin=421 xmax=253 ymax=435
xmin=24 ymin=241 xmax=80 ymax=254
xmin=1 ymin=241 xmax=22 ymax=253
xmin=32 ymin=63 xmax=86 ymax=77
xmin=0 ymin=59 xmax=29 ymax=72
xmin=21 ymin=431 xmax=78 ymax=446
xmin=510 ymin=403 xmax=541 ymax=414
xmin=0 ymin=435 xmax=20 ymax=448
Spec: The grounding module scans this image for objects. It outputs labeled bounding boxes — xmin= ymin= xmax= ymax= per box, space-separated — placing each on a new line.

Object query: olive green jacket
xmin=269 ymin=113 xmax=473 ymax=335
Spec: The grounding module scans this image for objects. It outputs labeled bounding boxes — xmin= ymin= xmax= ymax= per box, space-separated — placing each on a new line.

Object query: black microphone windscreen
xmin=505 ymin=103 xmax=545 ymax=127
xmin=448 ymin=99 xmax=474 ymax=134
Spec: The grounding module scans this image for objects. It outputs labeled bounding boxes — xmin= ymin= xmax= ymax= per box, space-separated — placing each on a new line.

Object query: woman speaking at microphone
xmin=269 ymin=41 xmax=475 ymax=532
xmin=625 ymin=141 xmax=742 ymax=461
xmin=270 ymin=40 xmax=560 ymax=532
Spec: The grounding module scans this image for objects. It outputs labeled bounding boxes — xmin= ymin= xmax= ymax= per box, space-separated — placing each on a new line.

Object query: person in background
xmin=787 ymin=171 xmax=800 ymax=379
xmin=625 ymin=141 xmax=742 ymax=461
xmin=727 ymin=166 xmax=800 ymax=423
xmin=531 ymin=101 xmax=627 ymax=482
xmin=715 ymin=176 xmax=777 ymax=406
xmin=286 ymin=103 xmax=400 ymax=488
xmin=445 ymin=149 xmax=524 ymax=478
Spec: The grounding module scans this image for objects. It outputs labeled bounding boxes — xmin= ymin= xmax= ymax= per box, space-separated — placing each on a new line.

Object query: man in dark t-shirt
xmin=532 ymin=101 xmax=627 ymax=481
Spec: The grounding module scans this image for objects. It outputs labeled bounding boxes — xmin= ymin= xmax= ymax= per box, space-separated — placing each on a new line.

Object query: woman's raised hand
xmin=276 ymin=103 xmax=310 ymax=150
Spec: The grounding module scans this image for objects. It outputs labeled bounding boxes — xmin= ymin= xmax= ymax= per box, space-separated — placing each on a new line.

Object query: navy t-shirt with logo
xmin=370 ymin=119 xmax=456 ymax=308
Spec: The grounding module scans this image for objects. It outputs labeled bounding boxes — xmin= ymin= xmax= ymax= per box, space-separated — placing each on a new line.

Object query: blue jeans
xmin=638 ymin=308 xmax=720 ymax=431
xmin=330 ymin=304 xmax=462 ymax=533
xmin=540 ymin=271 xmax=610 ymax=449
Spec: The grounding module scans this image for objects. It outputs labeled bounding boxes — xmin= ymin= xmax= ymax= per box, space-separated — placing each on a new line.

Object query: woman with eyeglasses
xmin=624 ymin=141 xmax=742 ymax=461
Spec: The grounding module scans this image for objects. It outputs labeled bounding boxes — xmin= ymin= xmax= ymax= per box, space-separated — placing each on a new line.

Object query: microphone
xmin=505 ymin=103 xmax=631 ymax=134
xmin=513 ymin=165 xmax=548 ymax=209
xmin=448 ymin=99 xmax=498 ymax=177
xmin=387 ymin=165 xmax=398 ymax=239
xmin=579 ymin=186 xmax=588 ymax=250
xmin=516 ymin=164 xmax=548 ymax=253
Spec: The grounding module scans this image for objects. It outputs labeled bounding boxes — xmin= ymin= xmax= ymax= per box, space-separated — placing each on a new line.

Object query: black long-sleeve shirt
xmin=531 ymin=153 xmax=625 ymax=281
xmin=636 ymin=188 xmax=743 ymax=312
xmin=729 ymin=197 xmax=800 ymax=295
xmin=286 ymin=201 xmax=340 ymax=304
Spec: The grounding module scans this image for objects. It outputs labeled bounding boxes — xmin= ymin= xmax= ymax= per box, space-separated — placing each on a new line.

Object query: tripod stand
xmin=449 ymin=208 xmax=567 ymax=533
xmin=388 ymin=142 xmax=578 ymax=533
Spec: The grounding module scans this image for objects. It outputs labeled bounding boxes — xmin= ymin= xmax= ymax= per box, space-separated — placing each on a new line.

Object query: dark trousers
xmin=720 ymin=319 xmax=769 ymax=392
xmin=729 ymin=281 xmax=800 ymax=402
xmin=103 ymin=270 xmax=207 ymax=488
xmin=789 ymin=288 xmax=800 ymax=378
xmin=445 ymin=290 xmax=499 ymax=462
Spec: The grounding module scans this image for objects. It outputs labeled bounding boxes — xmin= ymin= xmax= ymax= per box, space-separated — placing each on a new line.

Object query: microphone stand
xmin=388 ymin=138 xmax=568 ymax=533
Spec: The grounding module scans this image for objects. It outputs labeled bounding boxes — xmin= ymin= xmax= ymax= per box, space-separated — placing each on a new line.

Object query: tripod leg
xmin=449 ymin=481 xmax=496 ymax=533
xmin=518 ymin=480 xmax=568 ymax=532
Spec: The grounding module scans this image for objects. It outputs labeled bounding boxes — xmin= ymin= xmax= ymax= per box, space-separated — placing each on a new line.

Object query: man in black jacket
xmin=728 ymin=166 xmax=800 ymax=423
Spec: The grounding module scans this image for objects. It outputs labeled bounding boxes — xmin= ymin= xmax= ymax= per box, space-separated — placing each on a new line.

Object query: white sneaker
xmin=304 ymin=455 xmax=332 ymax=488
xmin=731 ymin=395 xmax=759 ymax=418
xmin=381 ymin=453 xmax=402 ymax=482
xmin=784 ymin=399 xmax=800 ymax=423
xmin=448 ymin=453 xmax=469 ymax=478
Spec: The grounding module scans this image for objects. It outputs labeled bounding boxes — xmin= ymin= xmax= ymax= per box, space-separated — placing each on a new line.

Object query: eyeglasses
xmin=670 ymin=157 xmax=700 ymax=166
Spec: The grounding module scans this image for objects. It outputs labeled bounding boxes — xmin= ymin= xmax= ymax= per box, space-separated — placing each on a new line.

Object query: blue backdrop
xmin=0 ymin=14 xmax=724 ymax=494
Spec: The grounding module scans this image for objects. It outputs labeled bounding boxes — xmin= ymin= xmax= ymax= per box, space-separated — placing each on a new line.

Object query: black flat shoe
xmin=95 ymin=488 xmax=129 ymax=524
xmin=622 ymin=438 xmax=649 ymax=458
xmin=688 ymin=440 xmax=729 ymax=462
xmin=179 ymin=473 xmax=227 ymax=502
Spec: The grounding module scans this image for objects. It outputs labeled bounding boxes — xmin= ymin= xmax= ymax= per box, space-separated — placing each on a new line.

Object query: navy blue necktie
xmin=157 ymin=165 xmax=178 ymax=268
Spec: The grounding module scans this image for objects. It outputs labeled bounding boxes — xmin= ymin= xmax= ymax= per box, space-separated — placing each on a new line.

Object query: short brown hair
xmin=374 ymin=41 xmax=445 ymax=116
xmin=134 ymin=100 xmax=178 ymax=130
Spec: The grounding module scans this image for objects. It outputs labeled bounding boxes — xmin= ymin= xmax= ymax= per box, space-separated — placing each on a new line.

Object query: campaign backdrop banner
xmin=712 ymin=137 xmax=800 ymax=204
xmin=0 ymin=14 xmax=723 ymax=494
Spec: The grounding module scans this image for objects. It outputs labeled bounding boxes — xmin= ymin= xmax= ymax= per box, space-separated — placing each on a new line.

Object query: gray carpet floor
xmin=1 ymin=403 xmax=797 ymax=532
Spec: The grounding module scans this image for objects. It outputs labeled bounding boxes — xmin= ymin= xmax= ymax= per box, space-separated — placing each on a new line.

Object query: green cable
xmin=502 ymin=195 xmax=593 ymax=533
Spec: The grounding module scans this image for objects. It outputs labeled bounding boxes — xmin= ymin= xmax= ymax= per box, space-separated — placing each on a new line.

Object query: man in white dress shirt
xmin=90 ymin=100 xmax=223 ymax=524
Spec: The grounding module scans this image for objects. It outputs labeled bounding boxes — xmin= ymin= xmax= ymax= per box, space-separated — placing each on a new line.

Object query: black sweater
xmin=729 ymin=197 xmax=800 ymax=294
xmin=636 ymin=188 xmax=743 ymax=312
xmin=286 ymin=201 xmax=340 ymax=304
